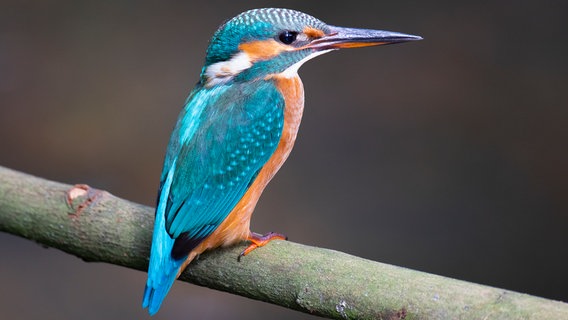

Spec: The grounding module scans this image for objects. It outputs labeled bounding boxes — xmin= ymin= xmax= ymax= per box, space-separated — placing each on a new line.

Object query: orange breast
xmin=179 ymin=76 xmax=305 ymax=271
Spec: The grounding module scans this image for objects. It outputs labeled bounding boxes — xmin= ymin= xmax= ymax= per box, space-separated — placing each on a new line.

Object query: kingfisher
xmin=143 ymin=8 xmax=421 ymax=315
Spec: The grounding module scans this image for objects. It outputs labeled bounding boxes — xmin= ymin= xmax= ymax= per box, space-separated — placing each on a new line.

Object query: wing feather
xmin=163 ymin=80 xmax=284 ymax=252
xmin=145 ymin=79 xmax=285 ymax=315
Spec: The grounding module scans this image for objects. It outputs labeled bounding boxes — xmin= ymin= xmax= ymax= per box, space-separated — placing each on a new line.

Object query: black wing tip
xmin=171 ymin=233 xmax=206 ymax=260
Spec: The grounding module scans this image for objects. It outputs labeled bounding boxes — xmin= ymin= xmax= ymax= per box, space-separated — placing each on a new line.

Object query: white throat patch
xmin=279 ymin=49 xmax=334 ymax=78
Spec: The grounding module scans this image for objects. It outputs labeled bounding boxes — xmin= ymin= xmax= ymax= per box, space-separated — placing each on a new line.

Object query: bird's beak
xmin=309 ymin=25 xmax=422 ymax=50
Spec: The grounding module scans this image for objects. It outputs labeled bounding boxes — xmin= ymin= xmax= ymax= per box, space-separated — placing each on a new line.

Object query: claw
xmin=238 ymin=231 xmax=287 ymax=261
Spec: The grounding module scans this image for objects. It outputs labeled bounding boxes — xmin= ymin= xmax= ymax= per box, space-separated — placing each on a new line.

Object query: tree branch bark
xmin=0 ymin=165 xmax=566 ymax=319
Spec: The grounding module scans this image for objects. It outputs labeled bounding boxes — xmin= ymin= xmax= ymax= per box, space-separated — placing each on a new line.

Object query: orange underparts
xmin=239 ymin=232 xmax=288 ymax=260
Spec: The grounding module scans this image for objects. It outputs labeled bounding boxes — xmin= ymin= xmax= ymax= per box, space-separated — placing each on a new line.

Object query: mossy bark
xmin=1 ymin=165 xmax=566 ymax=319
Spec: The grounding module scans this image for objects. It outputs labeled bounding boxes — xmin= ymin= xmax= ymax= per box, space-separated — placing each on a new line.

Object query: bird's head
xmin=200 ymin=8 xmax=421 ymax=87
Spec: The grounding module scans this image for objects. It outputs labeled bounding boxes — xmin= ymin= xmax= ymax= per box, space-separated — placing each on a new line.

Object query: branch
xmin=0 ymin=165 xmax=566 ymax=319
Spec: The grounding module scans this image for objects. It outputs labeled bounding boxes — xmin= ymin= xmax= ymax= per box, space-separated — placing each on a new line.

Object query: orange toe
xmin=238 ymin=232 xmax=287 ymax=260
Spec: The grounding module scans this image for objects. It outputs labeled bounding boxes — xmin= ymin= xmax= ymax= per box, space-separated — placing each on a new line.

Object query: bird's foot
xmin=238 ymin=232 xmax=287 ymax=261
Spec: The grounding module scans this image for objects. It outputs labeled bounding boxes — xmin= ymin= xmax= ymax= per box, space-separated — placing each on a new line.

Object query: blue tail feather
xmin=143 ymin=169 xmax=186 ymax=315
xmin=143 ymin=266 xmax=181 ymax=316
xmin=143 ymin=225 xmax=185 ymax=315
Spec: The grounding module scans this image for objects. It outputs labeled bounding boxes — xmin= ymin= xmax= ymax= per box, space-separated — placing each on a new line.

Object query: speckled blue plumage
xmin=143 ymin=79 xmax=285 ymax=314
xmin=164 ymin=81 xmax=284 ymax=239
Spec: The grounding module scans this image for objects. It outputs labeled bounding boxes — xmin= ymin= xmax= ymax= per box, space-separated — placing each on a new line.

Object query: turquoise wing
xmin=165 ymin=80 xmax=284 ymax=254
xmin=143 ymin=80 xmax=284 ymax=315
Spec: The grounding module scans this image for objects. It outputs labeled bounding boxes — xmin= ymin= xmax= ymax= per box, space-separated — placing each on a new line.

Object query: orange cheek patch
xmin=303 ymin=26 xmax=325 ymax=38
xmin=238 ymin=39 xmax=291 ymax=61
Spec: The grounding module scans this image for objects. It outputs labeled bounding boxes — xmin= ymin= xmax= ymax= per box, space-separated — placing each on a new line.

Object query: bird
xmin=143 ymin=7 xmax=421 ymax=315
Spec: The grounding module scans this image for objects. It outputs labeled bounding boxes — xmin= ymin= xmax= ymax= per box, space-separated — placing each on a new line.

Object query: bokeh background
xmin=1 ymin=1 xmax=567 ymax=319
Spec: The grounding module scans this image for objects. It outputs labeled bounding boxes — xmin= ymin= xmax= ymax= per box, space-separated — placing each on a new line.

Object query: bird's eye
xmin=278 ymin=31 xmax=298 ymax=45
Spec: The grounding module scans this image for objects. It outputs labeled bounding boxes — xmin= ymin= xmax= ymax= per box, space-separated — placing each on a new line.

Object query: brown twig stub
xmin=65 ymin=184 xmax=102 ymax=216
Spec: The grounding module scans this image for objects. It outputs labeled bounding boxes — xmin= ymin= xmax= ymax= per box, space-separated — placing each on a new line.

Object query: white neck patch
xmin=204 ymin=48 xmax=335 ymax=86
xmin=204 ymin=51 xmax=253 ymax=87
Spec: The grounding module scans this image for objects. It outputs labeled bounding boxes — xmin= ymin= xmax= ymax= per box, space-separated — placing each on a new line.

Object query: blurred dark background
xmin=1 ymin=1 xmax=567 ymax=319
